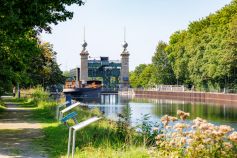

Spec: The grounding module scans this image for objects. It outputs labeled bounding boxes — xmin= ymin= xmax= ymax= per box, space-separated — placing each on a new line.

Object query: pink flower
xmin=219 ymin=125 xmax=234 ymax=134
xmin=177 ymin=110 xmax=190 ymax=120
xmin=229 ymin=132 xmax=237 ymax=143
xmin=174 ymin=123 xmax=188 ymax=131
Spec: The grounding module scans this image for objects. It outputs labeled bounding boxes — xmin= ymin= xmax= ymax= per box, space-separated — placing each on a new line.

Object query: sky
xmin=41 ymin=0 xmax=233 ymax=71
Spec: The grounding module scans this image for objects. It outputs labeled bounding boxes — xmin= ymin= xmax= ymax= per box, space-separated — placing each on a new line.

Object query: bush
xmin=31 ymin=86 xmax=49 ymax=100
xmin=20 ymin=86 xmax=50 ymax=106
xmin=116 ymin=105 xmax=135 ymax=145
xmin=152 ymin=110 xmax=237 ymax=157
xmin=136 ymin=114 xmax=160 ymax=147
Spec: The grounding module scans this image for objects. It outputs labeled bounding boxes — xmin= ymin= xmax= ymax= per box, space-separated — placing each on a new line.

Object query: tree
xmin=152 ymin=41 xmax=176 ymax=85
xmin=138 ymin=64 xmax=156 ymax=88
xmin=130 ymin=64 xmax=148 ymax=88
xmin=130 ymin=0 xmax=237 ymax=91
xmin=0 ymin=0 xmax=85 ymax=35
xmin=0 ymin=0 xmax=85 ymax=95
xmin=25 ymin=42 xmax=65 ymax=88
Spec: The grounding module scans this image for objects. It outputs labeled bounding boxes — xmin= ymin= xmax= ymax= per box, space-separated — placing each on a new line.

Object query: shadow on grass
xmin=0 ymin=129 xmax=47 ymax=157
xmin=1 ymin=97 xmax=38 ymax=108
xmin=31 ymin=108 xmax=57 ymax=123
xmin=2 ymin=97 xmax=28 ymax=103
xmin=18 ymin=101 xmax=37 ymax=108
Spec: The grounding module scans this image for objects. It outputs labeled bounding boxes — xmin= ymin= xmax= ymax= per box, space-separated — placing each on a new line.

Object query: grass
xmin=10 ymin=148 xmax=22 ymax=156
xmin=39 ymin=121 xmax=150 ymax=158
xmin=1 ymin=90 xmax=152 ymax=157
xmin=70 ymin=146 xmax=150 ymax=158
xmin=33 ymin=104 xmax=149 ymax=158
xmin=3 ymin=97 xmax=28 ymax=103
xmin=3 ymin=97 xmax=40 ymax=107
xmin=6 ymin=95 xmax=149 ymax=158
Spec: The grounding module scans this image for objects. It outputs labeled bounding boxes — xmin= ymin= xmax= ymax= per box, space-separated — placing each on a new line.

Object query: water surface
xmin=77 ymin=94 xmax=237 ymax=129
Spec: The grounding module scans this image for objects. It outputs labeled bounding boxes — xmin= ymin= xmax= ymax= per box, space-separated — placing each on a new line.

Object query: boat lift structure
xmin=68 ymin=29 xmax=130 ymax=90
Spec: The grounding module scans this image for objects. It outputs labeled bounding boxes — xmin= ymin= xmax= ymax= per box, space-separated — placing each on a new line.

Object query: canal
xmin=77 ymin=94 xmax=237 ymax=129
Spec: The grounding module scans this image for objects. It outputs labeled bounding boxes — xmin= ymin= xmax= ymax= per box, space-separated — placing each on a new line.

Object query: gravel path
xmin=0 ymin=102 xmax=48 ymax=158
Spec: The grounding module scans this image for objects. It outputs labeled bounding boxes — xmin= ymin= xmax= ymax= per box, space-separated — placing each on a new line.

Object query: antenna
xmin=83 ymin=26 xmax=86 ymax=42
xmin=82 ymin=26 xmax=88 ymax=49
xmin=124 ymin=26 xmax=126 ymax=42
xmin=122 ymin=27 xmax=128 ymax=50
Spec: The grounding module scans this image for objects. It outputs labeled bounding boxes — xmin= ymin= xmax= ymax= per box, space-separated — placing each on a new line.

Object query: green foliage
xmin=35 ymin=102 xmax=149 ymax=157
xmin=130 ymin=64 xmax=148 ymax=88
xmin=130 ymin=0 xmax=237 ymax=91
xmin=116 ymin=105 xmax=135 ymax=145
xmin=63 ymin=70 xmax=71 ymax=78
xmin=31 ymin=86 xmax=49 ymax=100
xmin=136 ymin=114 xmax=160 ymax=147
xmin=169 ymin=0 xmax=237 ymax=90
xmin=0 ymin=34 xmax=64 ymax=94
xmin=19 ymin=87 xmax=57 ymax=121
xmin=26 ymin=42 xmax=65 ymax=88
xmin=152 ymin=41 xmax=176 ymax=85
xmin=0 ymin=0 xmax=85 ymax=35
xmin=0 ymin=0 xmax=82 ymax=95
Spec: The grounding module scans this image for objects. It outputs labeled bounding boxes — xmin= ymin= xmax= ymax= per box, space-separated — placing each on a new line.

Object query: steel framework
xmin=88 ymin=57 xmax=121 ymax=88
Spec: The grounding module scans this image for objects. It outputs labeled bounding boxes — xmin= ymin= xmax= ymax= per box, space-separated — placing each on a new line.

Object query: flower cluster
xmin=177 ymin=110 xmax=190 ymax=120
xmin=229 ymin=132 xmax=237 ymax=143
xmin=160 ymin=115 xmax=178 ymax=127
xmin=154 ymin=110 xmax=237 ymax=157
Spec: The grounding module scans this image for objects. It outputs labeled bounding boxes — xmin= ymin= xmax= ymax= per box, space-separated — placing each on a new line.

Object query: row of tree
xmin=130 ymin=0 xmax=237 ymax=91
xmin=0 ymin=0 xmax=85 ymax=95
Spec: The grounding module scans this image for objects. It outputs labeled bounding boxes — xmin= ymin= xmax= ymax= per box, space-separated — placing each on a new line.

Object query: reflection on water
xmin=77 ymin=94 xmax=237 ymax=129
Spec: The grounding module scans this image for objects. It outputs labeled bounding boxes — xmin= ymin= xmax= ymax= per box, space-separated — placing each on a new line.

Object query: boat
xmin=63 ymin=80 xmax=102 ymax=99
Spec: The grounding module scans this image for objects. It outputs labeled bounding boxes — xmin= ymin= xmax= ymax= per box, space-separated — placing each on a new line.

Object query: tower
xmin=120 ymin=29 xmax=130 ymax=90
xmin=80 ymin=29 xmax=89 ymax=84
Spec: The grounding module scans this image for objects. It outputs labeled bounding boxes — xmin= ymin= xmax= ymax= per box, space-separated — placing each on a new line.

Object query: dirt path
xmin=0 ymin=102 xmax=47 ymax=158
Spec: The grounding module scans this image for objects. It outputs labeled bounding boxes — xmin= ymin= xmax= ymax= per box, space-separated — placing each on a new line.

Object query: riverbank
xmin=134 ymin=90 xmax=237 ymax=105
xmin=0 ymin=91 xmax=151 ymax=157
xmin=1 ymin=88 xmax=237 ymax=157
xmin=40 ymin=96 xmax=237 ymax=158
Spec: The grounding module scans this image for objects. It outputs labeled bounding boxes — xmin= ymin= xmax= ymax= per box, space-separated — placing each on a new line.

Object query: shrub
xmin=136 ymin=114 xmax=160 ymax=147
xmin=31 ymin=86 xmax=49 ymax=104
xmin=116 ymin=105 xmax=135 ymax=145
xmin=153 ymin=110 xmax=237 ymax=157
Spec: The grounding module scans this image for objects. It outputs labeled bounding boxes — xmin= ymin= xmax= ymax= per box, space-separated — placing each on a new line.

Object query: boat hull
xmin=63 ymin=88 xmax=101 ymax=99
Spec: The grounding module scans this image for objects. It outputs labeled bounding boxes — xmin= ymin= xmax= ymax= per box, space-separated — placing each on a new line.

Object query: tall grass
xmin=20 ymin=90 xmax=149 ymax=157
xmin=39 ymin=108 xmax=149 ymax=158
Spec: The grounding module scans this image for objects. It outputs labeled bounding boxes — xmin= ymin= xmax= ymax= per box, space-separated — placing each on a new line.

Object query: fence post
xmin=67 ymin=127 xmax=72 ymax=158
xmin=66 ymin=95 xmax=72 ymax=106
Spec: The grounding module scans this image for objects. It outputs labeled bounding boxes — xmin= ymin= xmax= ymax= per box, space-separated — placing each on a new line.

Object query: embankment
xmin=134 ymin=90 xmax=237 ymax=105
